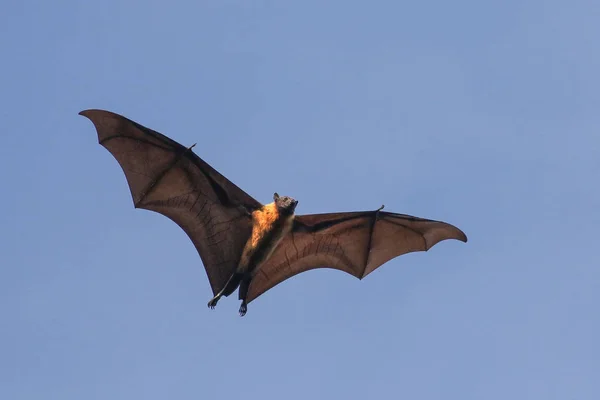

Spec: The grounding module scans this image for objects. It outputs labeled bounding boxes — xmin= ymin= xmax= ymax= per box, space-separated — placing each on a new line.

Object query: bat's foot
xmin=239 ymin=301 xmax=247 ymax=317
xmin=207 ymin=296 xmax=220 ymax=309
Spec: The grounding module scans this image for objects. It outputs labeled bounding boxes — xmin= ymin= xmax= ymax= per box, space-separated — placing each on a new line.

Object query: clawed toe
xmin=207 ymin=297 xmax=219 ymax=309
xmin=239 ymin=302 xmax=247 ymax=317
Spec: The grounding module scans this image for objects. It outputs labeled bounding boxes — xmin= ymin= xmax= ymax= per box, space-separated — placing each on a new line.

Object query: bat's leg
xmin=207 ymin=273 xmax=242 ymax=309
xmin=238 ymin=277 xmax=251 ymax=317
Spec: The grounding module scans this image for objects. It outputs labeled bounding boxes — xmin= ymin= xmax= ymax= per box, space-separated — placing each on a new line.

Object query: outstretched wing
xmin=246 ymin=209 xmax=467 ymax=303
xmin=80 ymin=109 xmax=263 ymax=295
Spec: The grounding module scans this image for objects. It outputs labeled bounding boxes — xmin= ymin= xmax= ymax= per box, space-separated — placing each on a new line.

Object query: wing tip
xmin=446 ymin=223 xmax=468 ymax=244
xmin=78 ymin=109 xmax=106 ymax=124
xmin=79 ymin=109 xmax=127 ymax=142
xmin=426 ymin=224 xmax=468 ymax=250
xmin=79 ymin=108 xmax=127 ymax=120
xmin=457 ymin=228 xmax=468 ymax=243
xmin=78 ymin=109 xmax=111 ymax=119
xmin=78 ymin=109 xmax=107 ymax=143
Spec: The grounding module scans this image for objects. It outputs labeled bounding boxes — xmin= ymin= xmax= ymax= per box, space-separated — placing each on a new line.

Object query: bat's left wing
xmin=246 ymin=208 xmax=467 ymax=303
xmin=80 ymin=109 xmax=263 ymax=297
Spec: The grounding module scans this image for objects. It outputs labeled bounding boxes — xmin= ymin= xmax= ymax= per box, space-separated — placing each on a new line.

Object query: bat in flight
xmin=80 ymin=109 xmax=467 ymax=316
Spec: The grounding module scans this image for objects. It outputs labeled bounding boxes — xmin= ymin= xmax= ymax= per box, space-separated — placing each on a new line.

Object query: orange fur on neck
xmin=237 ymin=202 xmax=295 ymax=273
xmin=250 ymin=202 xmax=280 ymax=248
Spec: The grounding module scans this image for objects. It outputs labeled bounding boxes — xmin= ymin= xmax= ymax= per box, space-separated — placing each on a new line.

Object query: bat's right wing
xmin=246 ymin=209 xmax=467 ymax=303
xmin=80 ymin=109 xmax=263 ymax=296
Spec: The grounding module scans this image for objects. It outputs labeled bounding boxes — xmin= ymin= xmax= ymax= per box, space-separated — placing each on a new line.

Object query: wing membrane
xmin=80 ymin=109 xmax=262 ymax=294
xmin=247 ymin=210 xmax=466 ymax=302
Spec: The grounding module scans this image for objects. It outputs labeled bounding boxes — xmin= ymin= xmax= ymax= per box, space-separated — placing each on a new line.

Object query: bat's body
xmin=209 ymin=197 xmax=297 ymax=315
xmin=80 ymin=109 xmax=467 ymax=316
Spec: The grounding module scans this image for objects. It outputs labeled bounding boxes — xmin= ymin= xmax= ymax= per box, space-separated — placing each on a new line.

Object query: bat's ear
xmin=273 ymin=192 xmax=280 ymax=201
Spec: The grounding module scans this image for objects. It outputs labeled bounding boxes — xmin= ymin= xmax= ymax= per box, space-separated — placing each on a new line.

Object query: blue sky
xmin=1 ymin=1 xmax=599 ymax=399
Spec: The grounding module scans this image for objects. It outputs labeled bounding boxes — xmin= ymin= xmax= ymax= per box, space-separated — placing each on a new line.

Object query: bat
xmin=80 ymin=109 xmax=467 ymax=316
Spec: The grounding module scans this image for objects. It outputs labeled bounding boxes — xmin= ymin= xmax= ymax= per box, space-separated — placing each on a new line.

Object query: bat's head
xmin=273 ymin=192 xmax=298 ymax=215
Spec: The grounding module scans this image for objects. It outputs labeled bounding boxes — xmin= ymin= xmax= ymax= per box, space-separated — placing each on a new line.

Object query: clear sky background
xmin=1 ymin=1 xmax=599 ymax=399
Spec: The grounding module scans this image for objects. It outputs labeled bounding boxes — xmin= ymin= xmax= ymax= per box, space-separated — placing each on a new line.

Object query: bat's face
xmin=273 ymin=192 xmax=298 ymax=215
